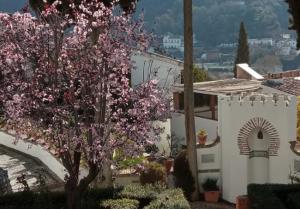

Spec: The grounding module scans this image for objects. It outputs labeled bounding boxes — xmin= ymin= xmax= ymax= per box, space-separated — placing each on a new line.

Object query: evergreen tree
xmin=234 ymin=22 xmax=250 ymax=78
xmin=29 ymin=0 xmax=139 ymax=15
xmin=286 ymin=0 xmax=300 ymax=49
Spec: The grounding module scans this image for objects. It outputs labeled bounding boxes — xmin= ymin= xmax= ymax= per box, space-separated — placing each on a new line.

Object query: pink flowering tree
xmin=0 ymin=1 xmax=169 ymax=209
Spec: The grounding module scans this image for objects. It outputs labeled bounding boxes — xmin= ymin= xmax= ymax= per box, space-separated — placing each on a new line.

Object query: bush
xmin=144 ymin=189 xmax=191 ymax=209
xmin=140 ymin=162 xmax=166 ymax=185
xmin=202 ymin=178 xmax=219 ymax=191
xmin=173 ymin=150 xmax=195 ymax=200
xmin=287 ymin=192 xmax=300 ymax=209
xmin=0 ymin=187 xmax=121 ymax=209
xmin=248 ymin=184 xmax=300 ymax=209
xmin=100 ymin=198 xmax=139 ymax=209
xmin=120 ymin=184 xmax=166 ymax=208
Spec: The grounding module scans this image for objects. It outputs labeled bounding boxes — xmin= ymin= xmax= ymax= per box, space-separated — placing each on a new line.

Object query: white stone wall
xmin=0 ymin=131 xmax=66 ymax=180
xmin=131 ymin=51 xmax=182 ymax=89
xmin=197 ymin=144 xmax=221 ymax=192
xmin=171 ymin=113 xmax=218 ymax=144
xmin=218 ymin=94 xmax=297 ymax=203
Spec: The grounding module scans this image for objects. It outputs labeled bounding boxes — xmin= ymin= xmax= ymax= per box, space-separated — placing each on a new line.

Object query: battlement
xmin=219 ymin=93 xmax=295 ymax=107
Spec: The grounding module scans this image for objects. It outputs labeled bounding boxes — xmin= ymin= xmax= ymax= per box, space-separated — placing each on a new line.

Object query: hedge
xmin=0 ymin=187 xmax=120 ymax=209
xmin=144 ymin=189 xmax=191 ymax=209
xmin=119 ymin=184 xmax=166 ymax=208
xmin=0 ymin=184 xmax=190 ymax=209
xmin=100 ymin=198 xmax=139 ymax=209
xmin=248 ymin=184 xmax=300 ymax=209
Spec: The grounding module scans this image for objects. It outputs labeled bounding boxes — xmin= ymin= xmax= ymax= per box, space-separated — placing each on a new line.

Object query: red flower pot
xmin=164 ymin=158 xmax=174 ymax=174
xmin=204 ymin=191 xmax=220 ymax=203
xmin=198 ymin=135 xmax=207 ymax=145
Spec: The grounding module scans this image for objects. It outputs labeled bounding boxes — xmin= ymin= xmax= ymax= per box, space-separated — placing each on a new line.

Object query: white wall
xmin=171 ymin=112 xmax=218 ymax=144
xmin=197 ymin=144 xmax=221 ymax=192
xmin=0 ymin=131 xmax=66 ymax=180
xmin=131 ymin=51 xmax=182 ymax=89
xmin=171 ymin=112 xmax=220 ymax=190
xmin=218 ymin=94 xmax=297 ymax=203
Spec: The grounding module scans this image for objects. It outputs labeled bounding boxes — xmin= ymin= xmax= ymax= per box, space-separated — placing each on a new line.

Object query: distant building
xmin=248 ymin=38 xmax=274 ymax=47
xmin=163 ymin=34 xmax=183 ymax=51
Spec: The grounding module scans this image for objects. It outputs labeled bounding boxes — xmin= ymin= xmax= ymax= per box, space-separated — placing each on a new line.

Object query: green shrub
xmin=120 ymin=184 xmax=166 ymax=208
xmin=144 ymin=189 xmax=191 ymax=209
xmin=100 ymin=198 xmax=139 ymax=209
xmin=173 ymin=150 xmax=195 ymax=200
xmin=248 ymin=184 xmax=300 ymax=209
xmin=0 ymin=187 xmax=121 ymax=209
xmin=140 ymin=162 xmax=166 ymax=185
xmin=287 ymin=192 xmax=300 ymax=209
xmin=202 ymin=178 xmax=219 ymax=191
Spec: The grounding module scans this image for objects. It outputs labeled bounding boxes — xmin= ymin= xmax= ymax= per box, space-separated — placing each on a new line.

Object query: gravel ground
xmin=190 ymin=201 xmax=235 ymax=209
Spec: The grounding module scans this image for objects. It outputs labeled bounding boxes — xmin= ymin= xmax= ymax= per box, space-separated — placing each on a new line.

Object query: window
xmin=201 ymin=154 xmax=215 ymax=163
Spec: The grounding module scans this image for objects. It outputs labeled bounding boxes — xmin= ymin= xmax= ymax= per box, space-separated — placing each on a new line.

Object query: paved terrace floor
xmin=191 ymin=201 xmax=235 ymax=209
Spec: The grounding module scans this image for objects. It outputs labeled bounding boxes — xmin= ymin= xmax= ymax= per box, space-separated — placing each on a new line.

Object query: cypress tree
xmin=286 ymin=0 xmax=300 ymax=49
xmin=234 ymin=22 xmax=250 ymax=78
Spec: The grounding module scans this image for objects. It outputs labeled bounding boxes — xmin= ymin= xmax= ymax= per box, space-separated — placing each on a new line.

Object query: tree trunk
xmin=65 ymin=178 xmax=82 ymax=209
xmin=183 ymin=0 xmax=199 ymax=201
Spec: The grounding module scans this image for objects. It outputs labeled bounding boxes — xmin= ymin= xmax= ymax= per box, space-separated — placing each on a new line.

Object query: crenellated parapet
xmin=220 ymin=93 xmax=294 ymax=107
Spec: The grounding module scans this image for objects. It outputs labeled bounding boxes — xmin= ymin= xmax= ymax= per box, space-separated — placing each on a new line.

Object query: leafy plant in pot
xmin=197 ymin=129 xmax=207 ymax=145
xmin=202 ymin=178 xmax=220 ymax=202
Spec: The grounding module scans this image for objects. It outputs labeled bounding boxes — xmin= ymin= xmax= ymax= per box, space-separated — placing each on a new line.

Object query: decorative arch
xmin=237 ymin=117 xmax=280 ymax=156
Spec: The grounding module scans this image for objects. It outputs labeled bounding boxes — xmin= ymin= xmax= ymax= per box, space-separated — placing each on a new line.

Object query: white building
xmin=131 ymin=50 xmax=183 ymax=89
xmin=162 ymin=34 xmax=184 ymax=52
xmin=171 ymin=64 xmax=300 ymax=203
xmin=248 ymin=38 xmax=274 ymax=47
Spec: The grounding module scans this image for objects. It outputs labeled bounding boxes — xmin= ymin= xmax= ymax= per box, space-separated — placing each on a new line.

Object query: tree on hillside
xmin=29 ymin=0 xmax=139 ymax=15
xmin=181 ymin=65 xmax=210 ymax=83
xmin=234 ymin=21 xmax=250 ymax=78
xmin=0 ymin=2 xmax=168 ymax=209
xmin=286 ymin=0 xmax=300 ymax=49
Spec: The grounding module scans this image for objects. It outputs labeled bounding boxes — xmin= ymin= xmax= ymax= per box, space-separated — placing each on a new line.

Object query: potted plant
xmin=197 ymin=129 xmax=207 ymax=145
xmin=202 ymin=178 xmax=220 ymax=202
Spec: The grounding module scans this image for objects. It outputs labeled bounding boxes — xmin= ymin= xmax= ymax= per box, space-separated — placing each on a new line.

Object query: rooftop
xmin=173 ymin=79 xmax=262 ymax=95
xmin=262 ymin=78 xmax=300 ymax=96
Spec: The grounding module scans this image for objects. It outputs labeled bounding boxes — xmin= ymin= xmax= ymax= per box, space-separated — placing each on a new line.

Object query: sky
xmin=0 ymin=0 xmax=26 ymax=13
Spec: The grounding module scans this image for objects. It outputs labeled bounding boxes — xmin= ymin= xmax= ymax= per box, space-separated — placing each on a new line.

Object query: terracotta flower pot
xmin=236 ymin=195 xmax=249 ymax=209
xmin=164 ymin=158 xmax=174 ymax=174
xmin=198 ymin=135 xmax=207 ymax=145
xmin=204 ymin=191 xmax=220 ymax=203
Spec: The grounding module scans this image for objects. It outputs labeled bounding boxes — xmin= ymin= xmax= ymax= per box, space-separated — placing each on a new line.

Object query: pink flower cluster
xmin=0 ymin=0 xmax=169 ymax=178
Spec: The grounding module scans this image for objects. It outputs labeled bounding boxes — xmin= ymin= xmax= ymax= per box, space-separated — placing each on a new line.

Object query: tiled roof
xmin=173 ymin=79 xmax=262 ymax=95
xmin=262 ymin=78 xmax=300 ymax=96
xmin=264 ymin=70 xmax=300 ymax=79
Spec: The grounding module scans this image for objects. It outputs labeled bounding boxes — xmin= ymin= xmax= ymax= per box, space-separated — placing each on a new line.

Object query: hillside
xmin=136 ymin=0 xmax=291 ymax=46
xmin=0 ymin=0 xmax=292 ymax=47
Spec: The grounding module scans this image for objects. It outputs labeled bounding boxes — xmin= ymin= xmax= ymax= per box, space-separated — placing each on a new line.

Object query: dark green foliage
xmin=181 ymin=65 xmax=210 ymax=84
xmin=0 ymin=191 xmax=65 ymax=209
xmin=248 ymin=184 xmax=300 ymax=209
xmin=0 ymin=185 xmax=190 ymax=209
xmin=119 ymin=184 xmax=166 ymax=208
xmin=144 ymin=189 xmax=191 ymax=209
xmin=234 ymin=22 xmax=250 ymax=78
xmin=286 ymin=0 xmax=300 ymax=49
xmin=29 ymin=0 xmax=139 ymax=15
xmin=100 ymin=198 xmax=139 ymax=209
xmin=173 ymin=149 xmax=195 ymax=200
xmin=202 ymin=178 xmax=219 ymax=192
xmin=140 ymin=162 xmax=166 ymax=185
xmin=0 ymin=187 xmax=120 ymax=209
xmin=286 ymin=192 xmax=300 ymax=209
